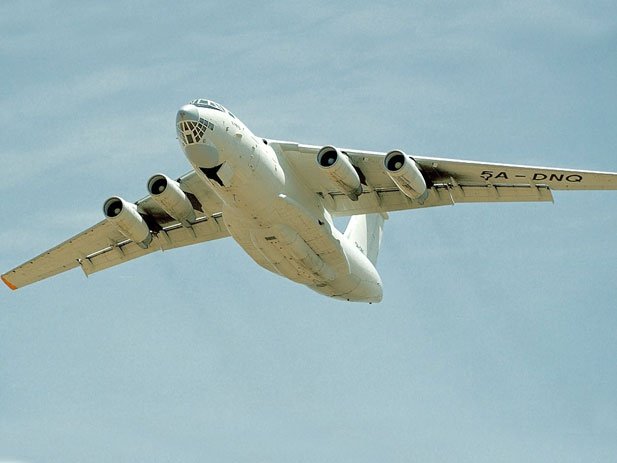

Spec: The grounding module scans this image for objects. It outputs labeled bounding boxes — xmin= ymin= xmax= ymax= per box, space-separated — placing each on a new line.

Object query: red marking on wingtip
xmin=1 ymin=275 xmax=17 ymax=290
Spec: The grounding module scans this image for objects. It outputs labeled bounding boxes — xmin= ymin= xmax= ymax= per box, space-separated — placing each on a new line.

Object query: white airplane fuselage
xmin=176 ymin=102 xmax=383 ymax=302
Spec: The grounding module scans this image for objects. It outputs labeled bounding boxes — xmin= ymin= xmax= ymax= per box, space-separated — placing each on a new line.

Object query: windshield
xmin=190 ymin=99 xmax=224 ymax=112
xmin=189 ymin=99 xmax=236 ymax=118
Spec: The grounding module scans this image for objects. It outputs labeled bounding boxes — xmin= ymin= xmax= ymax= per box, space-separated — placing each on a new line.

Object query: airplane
xmin=3 ymin=98 xmax=617 ymax=302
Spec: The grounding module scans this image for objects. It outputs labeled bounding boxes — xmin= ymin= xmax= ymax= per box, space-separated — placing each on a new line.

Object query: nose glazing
xmin=176 ymin=104 xmax=220 ymax=168
xmin=176 ymin=104 xmax=200 ymax=123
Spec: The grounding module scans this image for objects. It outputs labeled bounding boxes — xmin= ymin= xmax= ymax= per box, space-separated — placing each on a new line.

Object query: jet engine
xmin=147 ymin=174 xmax=196 ymax=227
xmin=103 ymin=196 xmax=152 ymax=249
xmin=384 ymin=150 xmax=428 ymax=202
xmin=317 ymin=146 xmax=362 ymax=201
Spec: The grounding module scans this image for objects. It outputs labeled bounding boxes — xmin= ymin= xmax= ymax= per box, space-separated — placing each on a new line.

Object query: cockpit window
xmin=189 ymin=99 xmax=236 ymax=119
xmin=190 ymin=99 xmax=225 ymax=112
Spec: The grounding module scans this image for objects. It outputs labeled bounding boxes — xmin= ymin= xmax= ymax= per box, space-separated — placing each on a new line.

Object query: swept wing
xmin=2 ymin=171 xmax=229 ymax=290
xmin=273 ymin=141 xmax=617 ymax=216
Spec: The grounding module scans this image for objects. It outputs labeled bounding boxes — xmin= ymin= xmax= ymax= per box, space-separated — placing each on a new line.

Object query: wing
xmin=2 ymin=170 xmax=229 ymax=290
xmin=272 ymin=141 xmax=617 ymax=217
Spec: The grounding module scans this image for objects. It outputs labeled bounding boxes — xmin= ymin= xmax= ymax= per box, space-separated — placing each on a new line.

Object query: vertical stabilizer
xmin=344 ymin=213 xmax=387 ymax=265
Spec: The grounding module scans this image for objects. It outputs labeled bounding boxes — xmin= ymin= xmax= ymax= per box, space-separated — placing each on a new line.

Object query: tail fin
xmin=344 ymin=213 xmax=387 ymax=265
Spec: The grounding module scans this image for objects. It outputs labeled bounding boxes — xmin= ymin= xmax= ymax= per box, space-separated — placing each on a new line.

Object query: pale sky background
xmin=1 ymin=1 xmax=617 ymax=462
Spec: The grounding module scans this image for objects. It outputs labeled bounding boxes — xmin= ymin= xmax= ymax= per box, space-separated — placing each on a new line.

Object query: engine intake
xmin=384 ymin=150 xmax=428 ymax=203
xmin=103 ymin=196 xmax=152 ymax=249
xmin=317 ymin=146 xmax=362 ymax=201
xmin=147 ymin=174 xmax=196 ymax=227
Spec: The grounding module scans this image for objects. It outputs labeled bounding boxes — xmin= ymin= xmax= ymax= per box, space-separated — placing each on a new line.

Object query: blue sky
xmin=1 ymin=1 xmax=617 ymax=462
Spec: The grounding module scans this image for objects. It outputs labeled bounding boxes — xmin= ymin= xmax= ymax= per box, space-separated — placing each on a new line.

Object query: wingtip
xmin=1 ymin=275 xmax=18 ymax=291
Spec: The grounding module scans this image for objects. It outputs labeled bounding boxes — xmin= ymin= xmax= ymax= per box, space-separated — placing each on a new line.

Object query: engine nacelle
xmin=147 ymin=174 xmax=196 ymax=227
xmin=384 ymin=150 xmax=428 ymax=203
xmin=317 ymin=146 xmax=362 ymax=201
xmin=103 ymin=196 xmax=152 ymax=249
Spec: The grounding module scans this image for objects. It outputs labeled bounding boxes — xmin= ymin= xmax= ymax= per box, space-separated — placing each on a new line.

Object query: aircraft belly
xmin=249 ymin=225 xmax=336 ymax=284
xmin=225 ymin=211 xmax=382 ymax=302
xmin=221 ymin=197 xmax=341 ymax=284
xmin=211 ymin=146 xmax=382 ymax=302
xmin=271 ymin=194 xmax=350 ymax=275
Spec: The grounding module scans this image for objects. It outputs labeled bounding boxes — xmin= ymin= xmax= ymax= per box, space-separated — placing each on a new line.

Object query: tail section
xmin=344 ymin=213 xmax=387 ymax=265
